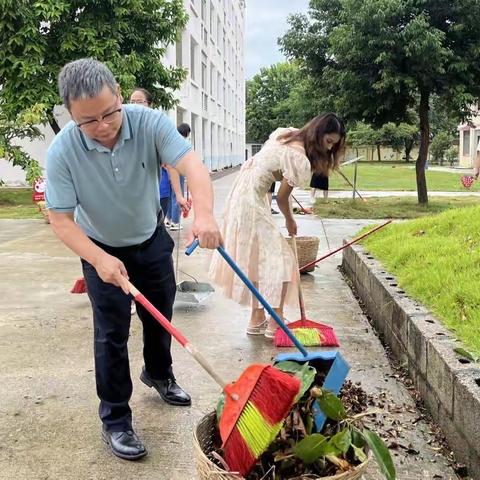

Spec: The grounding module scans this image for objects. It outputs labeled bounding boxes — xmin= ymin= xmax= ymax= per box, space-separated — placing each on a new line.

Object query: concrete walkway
xmin=0 ymin=171 xmax=461 ymax=479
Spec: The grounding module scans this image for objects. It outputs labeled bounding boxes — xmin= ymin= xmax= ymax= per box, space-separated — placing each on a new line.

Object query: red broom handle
xmin=291 ymin=235 xmax=308 ymax=322
xmin=127 ymin=281 xmax=227 ymax=389
xmin=299 ymin=220 xmax=392 ymax=272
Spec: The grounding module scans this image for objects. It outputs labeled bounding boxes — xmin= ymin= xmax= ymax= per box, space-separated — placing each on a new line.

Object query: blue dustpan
xmin=186 ymin=240 xmax=350 ymax=431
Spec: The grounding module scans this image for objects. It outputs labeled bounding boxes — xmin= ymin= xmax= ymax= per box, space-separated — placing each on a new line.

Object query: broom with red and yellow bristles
xmin=127 ymin=280 xmax=300 ymax=476
xmin=274 ymin=235 xmax=339 ymax=348
xmin=70 ymin=277 xmax=87 ymax=293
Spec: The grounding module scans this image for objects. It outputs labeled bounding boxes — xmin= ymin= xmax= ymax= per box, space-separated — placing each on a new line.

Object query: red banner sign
xmin=32 ymin=177 xmax=45 ymax=202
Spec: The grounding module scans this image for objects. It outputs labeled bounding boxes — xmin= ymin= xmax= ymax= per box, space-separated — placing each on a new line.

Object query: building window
xmin=201 ymin=0 xmax=207 ymax=22
xmin=463 ymin=130 xmax=471 ymax=156
xmin=201 ymin=52 xmax=207 ymax=90
xmin=217 ymin=72 xmax=222 ymax=101
xmin=190 ymin=36 xmax=197 ymax=81
xmin=176 ymin=39 xmax=182 ymax=68
xmin=210 ymin=63 xmax=215 ymax=97
xmin=210 ymin=2 xmax=215 ymax=34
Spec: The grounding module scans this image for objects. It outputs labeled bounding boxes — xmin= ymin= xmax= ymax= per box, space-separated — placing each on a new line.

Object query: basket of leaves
xmin=193 ymin=362 xmax=395 ymax=479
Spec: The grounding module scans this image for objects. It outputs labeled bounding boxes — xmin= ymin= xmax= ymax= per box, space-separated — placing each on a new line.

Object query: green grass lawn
xmin=313 ymin=196 xmax=480 ymax=219
xmin=0 ymin=188 xmax=44 ymax=219
xmin=362 ymin=205 xmax=480 ymax=356
xmin=330 ymin=162 xmax=475 ymax=191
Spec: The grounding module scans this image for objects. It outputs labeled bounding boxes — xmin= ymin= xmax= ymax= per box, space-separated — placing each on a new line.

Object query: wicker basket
xmin=193 ymin=412 xmax=370 ymax=480
xmin=286 ymin=236 xmax=319 ymax=273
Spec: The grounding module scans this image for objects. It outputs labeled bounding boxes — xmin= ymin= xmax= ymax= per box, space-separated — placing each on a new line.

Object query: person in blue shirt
xmin=166 ymin=123 xmax=191 ymax=230
xmin=129 ymin=88 xmax=189 ymax=223
xmin=46 ymin=59 xmax=222 ymax=461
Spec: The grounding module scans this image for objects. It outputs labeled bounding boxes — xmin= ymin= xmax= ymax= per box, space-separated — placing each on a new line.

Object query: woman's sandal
xmin=264 ymin=317 xmax=290 ymax=339
xmin=246 ymin=320 xmax=267 ymax=335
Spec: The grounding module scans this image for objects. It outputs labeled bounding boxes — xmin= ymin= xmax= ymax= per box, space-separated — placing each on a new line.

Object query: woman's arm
xmin=276 ymin=178 xmax=297 ymax=236
xmin=165 ymin=164 xmax=189 ymax=213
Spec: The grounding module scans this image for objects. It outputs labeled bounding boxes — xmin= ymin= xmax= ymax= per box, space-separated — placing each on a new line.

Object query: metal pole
xmin=353 ymin=161 xmax=358 ymax=200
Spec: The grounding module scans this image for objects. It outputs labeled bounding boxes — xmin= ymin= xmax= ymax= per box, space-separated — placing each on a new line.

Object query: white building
xmin=0 ymin=0 xmax=246 ymax=184
xmin=166 ymin=0 xmax=246 ymax=171
xmin=458 ymin=109 xmax=480 ymax=168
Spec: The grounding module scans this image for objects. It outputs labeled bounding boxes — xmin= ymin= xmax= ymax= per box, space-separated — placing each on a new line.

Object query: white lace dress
xmin=209 ymin=128 xmax=311 ymax=308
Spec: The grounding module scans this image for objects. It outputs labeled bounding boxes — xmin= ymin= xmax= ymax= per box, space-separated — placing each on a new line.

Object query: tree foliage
xmin=0 ymin=104 xmax=46 ymax=184
xmin=0 ymin=0 xmax=188 ymax=134
xmin=281 ymin=0 xmax=480 ymax=203
xmin=246 ymin=62 xmax=303 ymax=143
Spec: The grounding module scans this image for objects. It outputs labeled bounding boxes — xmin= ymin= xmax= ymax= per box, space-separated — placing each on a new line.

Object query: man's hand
xmin=286 ymin=217 xmax=297 ymax=237
xmin=93 ymin=252 xmax=130 ymax=294
xmin=188 ymin=215 xmax=223 ymax=249
xmin=178 ymin=196 xmax=191 ymax=214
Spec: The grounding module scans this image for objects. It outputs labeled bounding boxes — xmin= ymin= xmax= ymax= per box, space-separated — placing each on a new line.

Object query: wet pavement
xmin=0 ymin=170 xmax=462 ymax=479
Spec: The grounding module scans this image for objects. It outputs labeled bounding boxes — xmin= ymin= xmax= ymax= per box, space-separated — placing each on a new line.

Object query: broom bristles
xmin=274 ymin=324 xmax=339 ymax=347
xmin=222 ymin=366 xmax=300 ymax=476
xmin=70 ymin=277 xmax=87 ymax=294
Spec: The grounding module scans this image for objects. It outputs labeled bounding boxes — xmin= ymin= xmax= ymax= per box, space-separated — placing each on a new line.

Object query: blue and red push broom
xmin=127 ymin=279 xmax=300 ymax=476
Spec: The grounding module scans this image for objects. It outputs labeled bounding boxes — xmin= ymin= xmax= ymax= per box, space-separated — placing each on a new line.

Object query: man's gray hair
xmin=58 ymin=58 xmax=117 ymax=109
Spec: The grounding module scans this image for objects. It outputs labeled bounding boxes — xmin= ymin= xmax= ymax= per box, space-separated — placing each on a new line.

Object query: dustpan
xmin=173 ymin=199 xmax=215 ymax=305
xmin=176 ymin=280 xmax=215 ymax=304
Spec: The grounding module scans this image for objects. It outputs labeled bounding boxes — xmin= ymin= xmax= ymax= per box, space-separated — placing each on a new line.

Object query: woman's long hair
xmin=279 ymin=113 xmax=346 ymax=175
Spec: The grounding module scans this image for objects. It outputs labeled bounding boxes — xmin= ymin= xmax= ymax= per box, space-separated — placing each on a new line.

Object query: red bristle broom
xmin=71 ymin=277 xmax=87 ymax=293
xmin=291 ymin=194 xmax=313 ymax=215
xmin=127 ymin=280 xmax=300 ymax=476
xmin=274 ymin=235 xmax=339 ymax=348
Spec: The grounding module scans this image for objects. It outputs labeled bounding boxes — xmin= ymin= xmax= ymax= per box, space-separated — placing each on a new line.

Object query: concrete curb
xmin=342 ymin=243 xmax=480 ymax=479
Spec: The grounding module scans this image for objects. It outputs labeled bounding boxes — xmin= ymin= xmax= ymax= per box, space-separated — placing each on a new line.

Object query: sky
xmin=245 ymin=0 xmax=310 ymax=79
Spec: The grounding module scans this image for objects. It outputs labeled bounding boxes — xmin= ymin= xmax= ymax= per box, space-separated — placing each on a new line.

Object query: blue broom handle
xmin=186 ymin=239 xmax=309 ymax=357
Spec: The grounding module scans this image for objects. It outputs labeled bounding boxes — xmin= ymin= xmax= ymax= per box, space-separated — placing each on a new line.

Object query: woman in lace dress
xmin=209 ymin=113 xmax=346 ymax=337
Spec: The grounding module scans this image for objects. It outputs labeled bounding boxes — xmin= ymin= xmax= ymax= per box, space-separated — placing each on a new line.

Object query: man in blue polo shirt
xmin=46 ymin=58 xmax=222 ymax=461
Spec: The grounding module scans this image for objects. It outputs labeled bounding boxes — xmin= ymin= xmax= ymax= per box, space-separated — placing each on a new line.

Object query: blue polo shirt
xmin=46 ymin=105 xmax=191 ymax=247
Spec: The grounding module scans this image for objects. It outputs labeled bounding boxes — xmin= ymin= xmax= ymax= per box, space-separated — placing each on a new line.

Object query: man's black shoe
xmin=101 ymin=427 xmax=147 ymax=461
xmin=140 ymin=367 xmax=191 ymax=406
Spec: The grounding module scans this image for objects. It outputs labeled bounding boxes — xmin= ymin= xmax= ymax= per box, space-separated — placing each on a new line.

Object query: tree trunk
xmin=49 ymin=116 xmax=61 ymax=135
xmin=416 ymin=90 xmax=430 ymax=204
xmin=404 ymin=139 xmax=413 ymax=163
xmin=377 ymin=144 xmax=381 ymax=161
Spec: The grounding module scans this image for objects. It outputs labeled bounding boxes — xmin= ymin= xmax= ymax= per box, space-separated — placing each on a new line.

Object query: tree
xmin=0 ymin=0 xmax=188 ymax=136
xmin=379 ymin=122 xmax=418 ymax=163
xmin=430 ymin=131 xmax=454 ymax=165
xmin=347 ymin=121 xmax=418 ymax=162
xmin=281 ymin=0 xmax=480 ymax=204
xmin=246 ymin=62 xmax=303 ymax=143
xmin=347 ymin=122 xmax=378 ymax=159
xmin=0 ymin=104 xmax=45 ymax=184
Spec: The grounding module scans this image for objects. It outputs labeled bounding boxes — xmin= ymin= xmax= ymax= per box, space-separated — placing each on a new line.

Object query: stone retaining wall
xmin=342 ymin=244 xmax=480 ymax=479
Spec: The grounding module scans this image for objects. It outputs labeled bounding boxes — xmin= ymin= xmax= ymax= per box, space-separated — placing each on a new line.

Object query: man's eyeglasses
xmin=76 ymin=107 xmax=122 ymax=130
